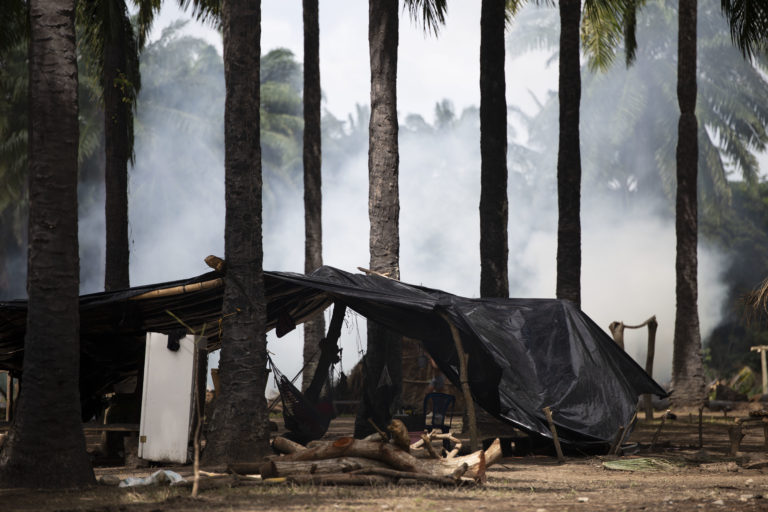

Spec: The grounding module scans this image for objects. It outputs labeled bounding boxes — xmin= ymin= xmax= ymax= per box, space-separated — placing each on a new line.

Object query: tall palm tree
xmin=355 ymin=0 xmax=402 ymax=438
xmin=671 ymin=0 xmax=768 ymax=406
xmin=671 ymin=0 xmax=704 ymax=406
xmin=79 ymin=0 xmax=140 ymax=291
xmin=480 ymin=0 xmax=510 ymax=299
xmin=556 ymin=0 xmax=583 ymax=307
xmin=0 ymin=0 xmax=94 ymax=488
xmin=354 ymin=0 xmax=446 ymax=438
xmin=79 ymin=0 xmax=217 ymax=293
xmin=201 ymin=0 xmax=270 ymax=464
xmin=301 ymin=0 xmax=325 ymax=392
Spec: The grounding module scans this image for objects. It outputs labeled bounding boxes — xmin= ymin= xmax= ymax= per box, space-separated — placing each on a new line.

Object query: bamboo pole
xmin=129 ymin=278 xmax=223 ymax=301
xmin=438 ymin=312 xmax=479 ymax=452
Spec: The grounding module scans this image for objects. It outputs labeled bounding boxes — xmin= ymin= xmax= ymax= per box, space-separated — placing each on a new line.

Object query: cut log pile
xmin=229 ymin=430 xmax=503 ymax=486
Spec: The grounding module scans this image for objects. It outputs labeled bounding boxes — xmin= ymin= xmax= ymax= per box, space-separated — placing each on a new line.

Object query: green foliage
xmin=0 ymin=0 xmax=27 ymax=54
xmin=702 ymin=181 xmax=768 ymax=378
xmin=133 ymin=28 xmax=304 ymax=211
xmin=522 ymin=0 xmax=768 ymax=215
xmin=404 ymin=0 xmax=448 ymax=36
xmin=720 ymin=0 xmax=768 ymax=59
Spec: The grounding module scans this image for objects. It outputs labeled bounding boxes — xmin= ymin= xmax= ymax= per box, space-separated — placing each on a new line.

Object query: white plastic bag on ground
xmin=118 ymin=469 xmax=185 ymax=487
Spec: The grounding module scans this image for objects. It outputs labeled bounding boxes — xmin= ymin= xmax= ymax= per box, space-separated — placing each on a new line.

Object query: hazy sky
xmin=150 ymin=1 xmax=768 ymax=172
xmin=137 ymin=1 xmax=766 ymax=386
xmin=150 ymin=1 xmax=557 ymax=121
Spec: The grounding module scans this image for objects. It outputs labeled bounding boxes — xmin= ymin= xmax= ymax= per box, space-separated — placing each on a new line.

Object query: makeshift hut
xmin=0 ymin=265 xmax=666 ymax=450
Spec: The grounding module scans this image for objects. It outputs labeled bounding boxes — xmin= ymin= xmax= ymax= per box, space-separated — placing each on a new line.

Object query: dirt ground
xmin=4 ymin=407 xmax=768 ymax=511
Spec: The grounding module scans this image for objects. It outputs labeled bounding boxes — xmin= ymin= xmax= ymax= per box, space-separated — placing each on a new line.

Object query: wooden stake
xmin=6 ymin=374 xmax=13 ymax=422
xmin=543 ymin=406 xmax=565 ymax=463
xmin=643 ymin=317 xmax=657 ymax=420
xmin=751 ymin=345 xmax=768 ymax=395
xmin=4 ymin=372 xmax=10 ymax=422
xmin=439 ymin=312 xmax=479 ymax=452
xmin=698 ymin=406 xmax=704 ymax=449
xmin=610 ymin=316 xmax=658 ymax=420
xmin=367 ymin=417 xmax=388 ymax=442
xmin=650 ymin=410 xmax=669 ymax=450
xmin=612 ymin=412 xmax=636 ymax=455
xmin=609 ymin=426 xmax=625 ymax=455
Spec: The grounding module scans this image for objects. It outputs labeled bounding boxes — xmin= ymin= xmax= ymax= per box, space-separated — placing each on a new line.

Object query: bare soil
xmin=4 ymin=406 xmax=768 ymax=511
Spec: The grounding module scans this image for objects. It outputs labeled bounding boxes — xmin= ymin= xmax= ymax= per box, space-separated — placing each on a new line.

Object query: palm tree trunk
xmin=556 ymin=0 xmax=583 ymax=308
xmin=355 ymin=0 xmax=402 ymax=438
xmin=301 ymin=0 xmax=326 ymax=392
xmin=672 ymin=0 xmax=705 ymax=406
xmin=202 ymin=0 xmax=270 ymax=464
xmin=0 ymin=0 xmax=94 ymax=488
xmin=479 ymin=0 xmax=509 ymax=299
xmin=103 ymin=2 xmax=131 ymax=292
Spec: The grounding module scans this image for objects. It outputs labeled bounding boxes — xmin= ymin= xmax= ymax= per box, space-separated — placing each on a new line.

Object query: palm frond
xmin=745 ymin=277 xmax=768 ymax=322
xmin=720 ymin=0 xmax=768 ymax=59
xmin=506 ymin=3 xmax=559 ymax=58
xmin=404 ymin=0 xmax=447 ymax=36
xmin=0 ymin=0 xmax=27 ymax=53
xmin=177 ymin=0 xmax=221 ymax=28
xmin=133 ymin=0 xmax=162 ymax=49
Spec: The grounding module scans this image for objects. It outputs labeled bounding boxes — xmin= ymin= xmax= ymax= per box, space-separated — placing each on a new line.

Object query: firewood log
xmin=259 ymin=457 xmax=391 ymax=478
xmin=285 ymin=474 xmax=392 ymax=485
xmin=273 ymin=436 xmax=306 ymax=454
xmin=273 ymin=436 xmax=497 ymax=481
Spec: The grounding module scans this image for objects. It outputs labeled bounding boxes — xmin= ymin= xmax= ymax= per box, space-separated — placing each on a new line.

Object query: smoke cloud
xmin=10 ymin=12 xmax=732 ymax=392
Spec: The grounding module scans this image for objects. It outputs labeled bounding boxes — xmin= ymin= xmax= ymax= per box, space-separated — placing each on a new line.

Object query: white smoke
xmin=68 ymin=4 xmax=737 ymax=392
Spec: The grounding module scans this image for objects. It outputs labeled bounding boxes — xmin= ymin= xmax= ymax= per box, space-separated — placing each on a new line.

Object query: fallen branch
xmin=286 ymin=473 xmax=393 ymax=486
xmin=350 ymin=463 xmax=469 ymax=485
xmin=259 ymin=457 xmax=391 ymax=478
xmin=273 ymin=436 xmax=307 ymax=454
xmin=272 ymin=436 xmax=499 ymax=481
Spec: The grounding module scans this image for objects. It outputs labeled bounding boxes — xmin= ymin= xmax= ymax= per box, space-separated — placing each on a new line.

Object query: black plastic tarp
xmin=0 ymin=265 xmax=666 ymax=447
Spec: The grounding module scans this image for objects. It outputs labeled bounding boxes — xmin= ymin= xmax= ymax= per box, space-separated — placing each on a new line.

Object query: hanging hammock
xmin=268 ymin=355 xmax=335 ymax=444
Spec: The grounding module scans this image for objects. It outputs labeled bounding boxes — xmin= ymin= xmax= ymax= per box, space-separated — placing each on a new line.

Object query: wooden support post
xmin=609 ymin=426 xmax=625 ymax=455
xmin=643 ymin=317 xmax=657 ymax=421
xmin=763 ymin=419 xmax=768 ymax=451
xmin=439 ymin=312 xmax=479 ymax=452
xmin=751 ymin=345 xmax=768 ymax=395
xmin=612 ymin=412 xmax=636 ymax=456
xmin=543 ymin=406 xmax=565 ymax=463
xmin=609 ymin=316 xmax=658 ymax=420
xmin=698 ymin=406 xmax=704 ymax=449
xmin=608 ymin=322 xmax=625 ymax=350
xmin=3 ymin=371 xmax=8 ymax=422
xmin=728 ymin=420 xmax=745 ymax=457
xmin=6 ymin=373 xmax=14 ymax=422
xmin=650 ymin=410 xmax=669 ymax=451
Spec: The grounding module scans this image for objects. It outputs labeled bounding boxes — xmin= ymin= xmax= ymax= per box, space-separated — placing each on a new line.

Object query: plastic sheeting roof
xmin=0 ymin=265 xmax=665 ymax=447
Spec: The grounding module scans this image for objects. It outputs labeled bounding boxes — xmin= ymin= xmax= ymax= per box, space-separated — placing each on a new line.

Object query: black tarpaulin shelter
xmin=0 ymin=265 xmax=666 ymax=448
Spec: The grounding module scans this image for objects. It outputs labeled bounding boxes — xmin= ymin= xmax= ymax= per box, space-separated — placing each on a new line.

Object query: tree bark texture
xmin=302 ymin=0 xmax=325 ymax=391
xmin=0 ymin=0 xmax=95 ymax=488
xmin=479 ymin=0 xmax=509 ymax=299
xmin=357 ymin=0 xmax=402 ymax=438
xmin=672 ymin=0 xmax=705 ymax=406
xmin=203 ymin=0 xmax=271 ymax=464
xmin=556 ymin=0 xmax=583 ymax=308
xmin=104 ymin=1 xmax=131 ymax=291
